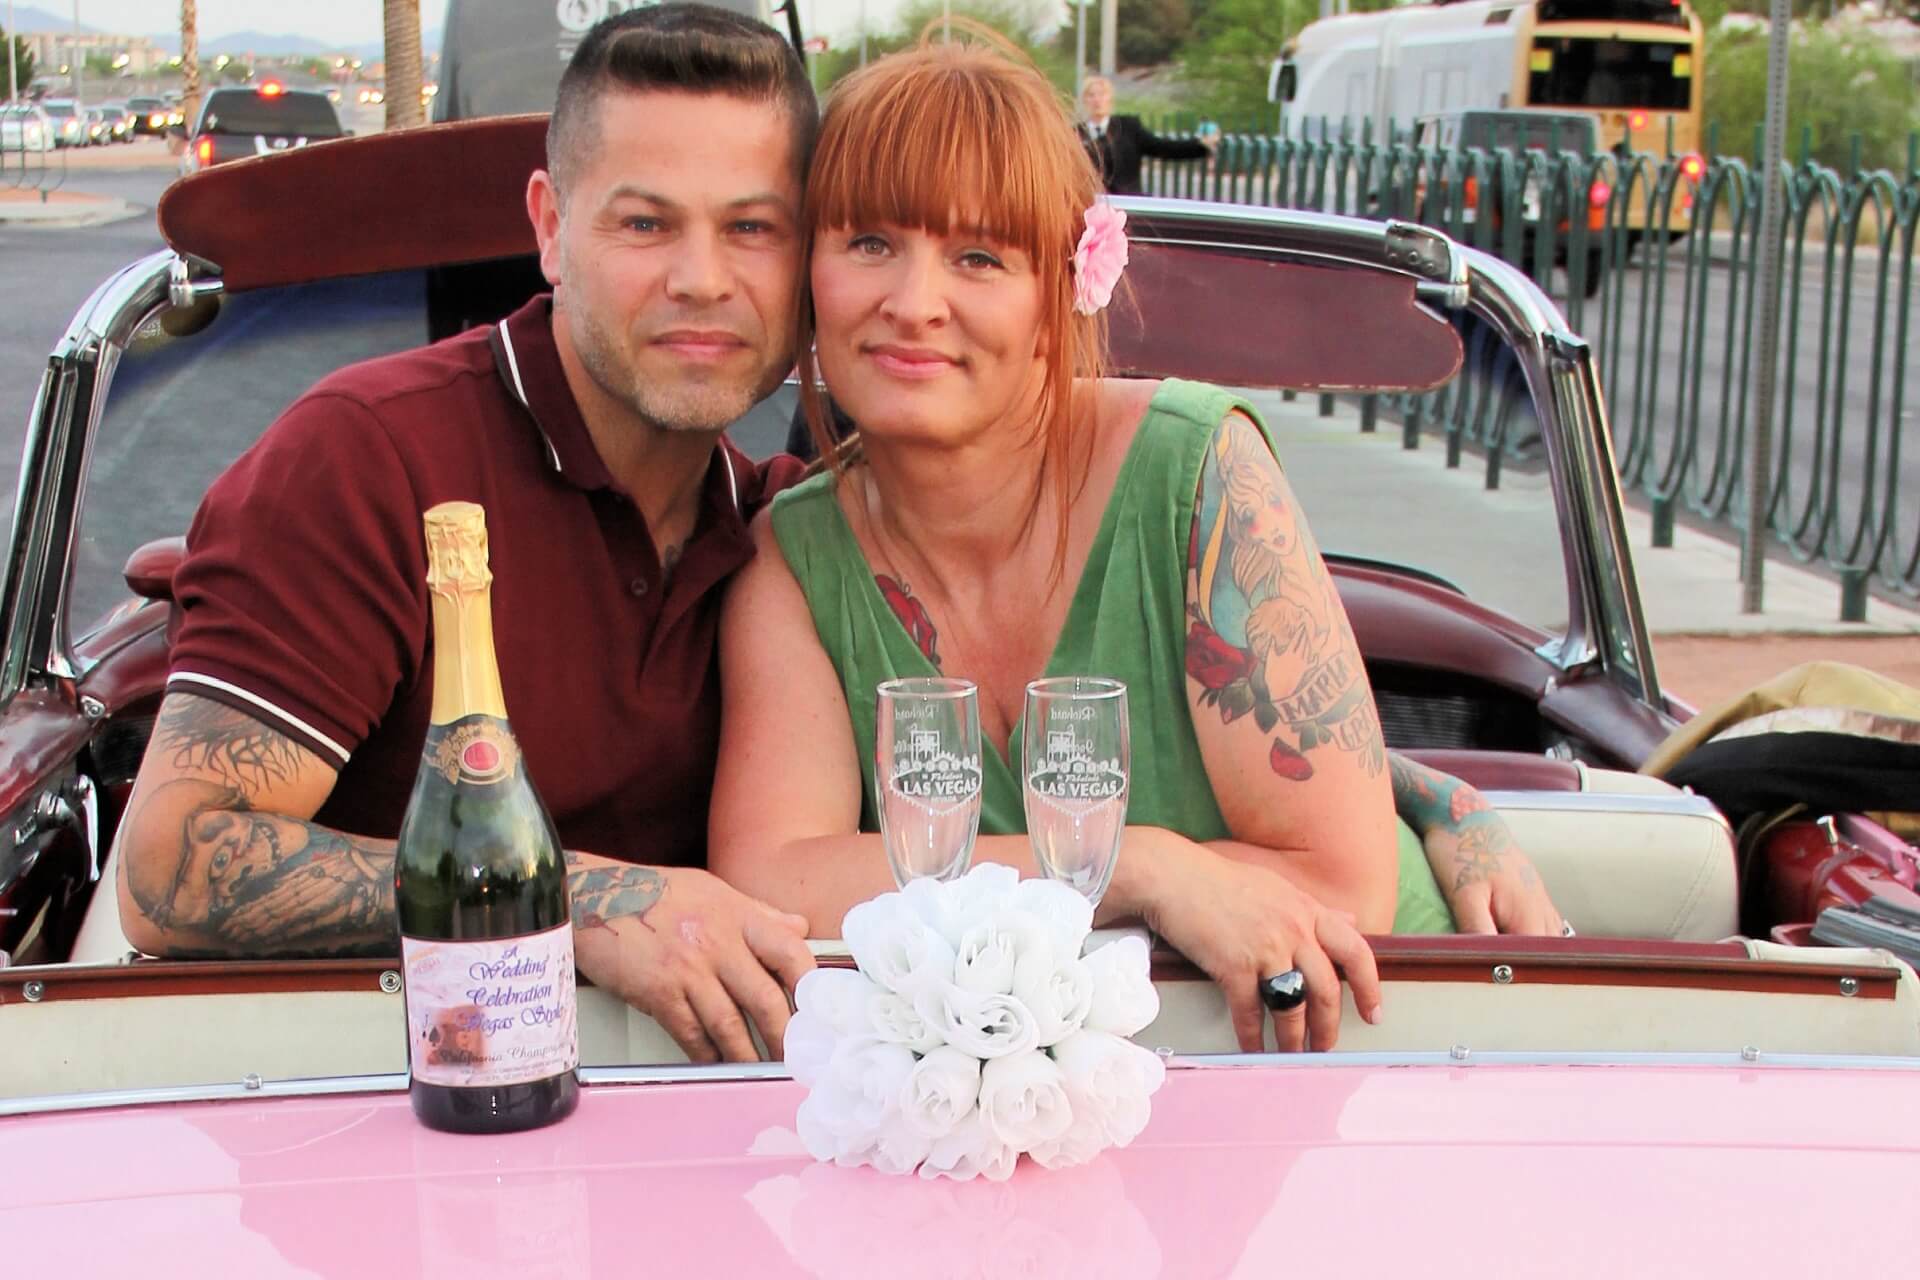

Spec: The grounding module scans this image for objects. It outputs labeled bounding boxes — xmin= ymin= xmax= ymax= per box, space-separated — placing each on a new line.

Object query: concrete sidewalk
xmin=1247 ymin=389 xmax=1920 ymax=706
xmin=0 ymin=186 xmax=142 ymax=228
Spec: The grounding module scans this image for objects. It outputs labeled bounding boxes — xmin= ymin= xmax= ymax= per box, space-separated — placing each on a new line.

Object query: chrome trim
xmin=1106 ymin=199 xmax=1659 ymax=705
xmin=1 ymin=250 xmax=173 ymax=709
xmin=1172 ymin=1050 xmax=1920 ymax=1072
xmin=9 ymin=1051 xmax=1917 ymax=1118
xmin=1478 ymin=787 xmax=1731 ymax=825
xmin=0 ymin=1072 xmax=409 ymax=1118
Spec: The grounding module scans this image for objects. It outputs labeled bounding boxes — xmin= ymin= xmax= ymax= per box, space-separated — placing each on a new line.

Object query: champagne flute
xmin=1021 ymin=677 xmax=1129 ymax=909
xmin=875 ymin=677 xmax=984 ymax=887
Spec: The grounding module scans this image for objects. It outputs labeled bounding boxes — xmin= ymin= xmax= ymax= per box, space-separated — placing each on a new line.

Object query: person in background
xmin=1076 ymin=74 xmax=1215 ymax=195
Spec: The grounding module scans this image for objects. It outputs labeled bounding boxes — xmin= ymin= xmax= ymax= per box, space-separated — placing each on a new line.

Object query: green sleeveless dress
xmin=769 ymin=378 xmax=1454 ymax=934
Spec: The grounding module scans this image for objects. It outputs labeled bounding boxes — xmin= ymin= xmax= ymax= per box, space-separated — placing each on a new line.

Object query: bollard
xmin=1403 ymin=399 xmax=1422 ymax=450
xmin=1318 ymin=394 xmax=1335 ymax=418
xmin=1282 ymin=389 xmax=1297 ymax=402
xmin=1839 ymin=569 xmax=1869 ymax=624
xmin=1360 ymin=395 xmax=1378 ymax=433
xmin=1651 ymin=495 xmax=1675 ymax=548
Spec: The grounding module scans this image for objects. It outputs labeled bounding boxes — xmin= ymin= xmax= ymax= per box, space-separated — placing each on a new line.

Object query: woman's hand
xmin=1115 ymin=829 xmax=1382 ymax=1053
xmin=1390 ymin=755 xmax=1566 ymax=936
xmin=1419 ymin=807 xmax=1564 ymax=936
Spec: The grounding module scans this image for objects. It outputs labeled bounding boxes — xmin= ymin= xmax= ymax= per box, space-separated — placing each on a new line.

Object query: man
xmin=1077 ymin=75 xmax=1216 ymax=196
xmin=116 ymin=4 xmax=818 ymax=1065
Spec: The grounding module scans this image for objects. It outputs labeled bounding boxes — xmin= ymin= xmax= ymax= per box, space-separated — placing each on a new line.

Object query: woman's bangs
xmin=811 ymin=68 xmax=1064 ymax=258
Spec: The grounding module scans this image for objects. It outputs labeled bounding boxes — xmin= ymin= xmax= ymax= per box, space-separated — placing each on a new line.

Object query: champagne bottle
xmin=396 ymin=501 xmax=579 ymax=1134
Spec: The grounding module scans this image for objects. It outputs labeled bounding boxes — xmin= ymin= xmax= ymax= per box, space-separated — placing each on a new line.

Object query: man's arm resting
xmin=118 ymin=692 xmax=669 ymax=958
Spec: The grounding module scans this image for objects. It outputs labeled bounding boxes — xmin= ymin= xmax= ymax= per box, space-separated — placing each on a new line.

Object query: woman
xmin=712 ymin=28 xmax=1560 ymax=1053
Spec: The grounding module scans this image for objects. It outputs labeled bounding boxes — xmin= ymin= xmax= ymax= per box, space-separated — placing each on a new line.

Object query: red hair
xmin=795 ymin=23 xmax=1109 ymax=572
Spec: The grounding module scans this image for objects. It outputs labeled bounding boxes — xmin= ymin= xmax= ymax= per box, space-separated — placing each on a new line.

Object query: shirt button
xmin=630 ymin=577 xmax=649 ymax=598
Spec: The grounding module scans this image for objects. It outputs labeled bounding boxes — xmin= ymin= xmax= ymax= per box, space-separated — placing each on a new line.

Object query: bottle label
xmin=425 ymin=718 xmax=520 ymax=785
xmin=402 ymin=923 xmax=579 ymax=1088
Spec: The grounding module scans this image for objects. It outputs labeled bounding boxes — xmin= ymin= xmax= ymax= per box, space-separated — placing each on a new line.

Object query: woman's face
xmin=810 ymin=220 xmax=1047 ymax=449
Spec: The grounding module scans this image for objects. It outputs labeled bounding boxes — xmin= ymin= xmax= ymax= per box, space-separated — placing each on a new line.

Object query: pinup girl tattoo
xmin=1185 ymin=415 xmax=1387 ymax=781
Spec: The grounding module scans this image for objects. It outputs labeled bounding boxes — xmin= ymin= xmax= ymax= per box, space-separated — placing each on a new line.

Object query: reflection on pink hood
xmin=6 ymin=1062 xmax=1920 ymax=1277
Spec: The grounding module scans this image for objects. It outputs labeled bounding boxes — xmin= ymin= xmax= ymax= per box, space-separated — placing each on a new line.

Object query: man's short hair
xmin=546 ymin=3 xmax=819 ymax=197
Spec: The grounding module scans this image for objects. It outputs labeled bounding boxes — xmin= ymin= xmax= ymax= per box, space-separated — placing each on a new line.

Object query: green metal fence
xmin=1138 ymin=119 xmax=1920 ymax=615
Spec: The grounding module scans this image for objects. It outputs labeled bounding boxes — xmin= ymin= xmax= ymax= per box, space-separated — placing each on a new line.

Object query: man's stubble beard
xmin=563 ymin=287 xmax=781 ymax=435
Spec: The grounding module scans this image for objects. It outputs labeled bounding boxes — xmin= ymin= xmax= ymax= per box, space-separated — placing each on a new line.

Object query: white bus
xmin=1272 ymin=0 xmax=1705 ymax=162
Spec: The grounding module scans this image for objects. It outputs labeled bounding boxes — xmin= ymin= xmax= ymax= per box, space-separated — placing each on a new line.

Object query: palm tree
xmin=384 ymin=0 xmax=424 ymax=131
xmin=181 ymin=1 xmax=200 ymax=129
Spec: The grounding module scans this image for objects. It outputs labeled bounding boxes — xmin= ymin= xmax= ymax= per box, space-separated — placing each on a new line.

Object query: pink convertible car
xmin=4 ymin=116 xmax=1918 ymax=1275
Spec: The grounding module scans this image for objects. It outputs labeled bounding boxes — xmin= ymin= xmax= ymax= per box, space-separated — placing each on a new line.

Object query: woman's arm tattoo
xmin=1186 ymin=416 xmax=1386 ymax=780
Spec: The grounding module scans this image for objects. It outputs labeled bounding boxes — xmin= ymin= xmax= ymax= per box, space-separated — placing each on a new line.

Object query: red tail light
xmin=1589 ymin=181 xmax=1612 ymax=207
xmin=259 ymin=81 xmax=285 ymax=97
xmin=1629 ymin=110 xmax=1649 ymax=131
xmin=195 ymin=137 xmax=213 ymax=167
xmin=1681 ymin=154 xmax=1704 ymax=181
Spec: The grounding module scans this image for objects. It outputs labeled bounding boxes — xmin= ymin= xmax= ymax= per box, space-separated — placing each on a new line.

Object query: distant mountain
xmin=141 ymin=29 xmax=444 ymax=64
xmin=8 ymin=5 xmax=102 ymax=36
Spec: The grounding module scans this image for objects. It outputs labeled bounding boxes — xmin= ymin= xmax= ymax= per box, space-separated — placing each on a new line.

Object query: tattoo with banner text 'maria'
xmin=1184 ymin=416 xmax=1386 ymax=781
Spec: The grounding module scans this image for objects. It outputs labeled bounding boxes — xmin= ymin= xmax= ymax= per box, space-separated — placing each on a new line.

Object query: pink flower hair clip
xmin=1072 ymin=201 xmax=1129 ymax=316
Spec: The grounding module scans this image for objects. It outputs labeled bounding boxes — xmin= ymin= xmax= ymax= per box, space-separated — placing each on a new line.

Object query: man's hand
xmin=1118 ymin=830 xmax=1382 ymax=1054
xmin=567 ymin=857 xmax=815 ymax=1064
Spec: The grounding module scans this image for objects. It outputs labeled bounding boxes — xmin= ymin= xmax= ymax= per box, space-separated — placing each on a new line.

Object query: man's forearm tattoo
xmin=564 ymin=851 xmax=665 ymax=933
xmin=1185 ymin=417 xmax=1387 ymax=780
xmin=129 ymin=779 xmax=397 ymax=957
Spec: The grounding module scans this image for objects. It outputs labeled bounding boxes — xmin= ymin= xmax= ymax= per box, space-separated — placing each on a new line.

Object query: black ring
xmin=1258 ymin=969 xmax=1308 ymax=1013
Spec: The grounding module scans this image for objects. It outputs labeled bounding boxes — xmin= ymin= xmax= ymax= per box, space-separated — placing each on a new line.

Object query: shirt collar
xmin=490 ymin=293 xmax=749 ymax=533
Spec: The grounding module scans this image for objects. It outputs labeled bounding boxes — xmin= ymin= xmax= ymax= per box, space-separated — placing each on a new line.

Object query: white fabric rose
xmin=902 ymin=863 xmax=1019 ymax=947
xmin=953 ymin=910 xmax=1051 ymax=995
xmin=1011 ymin=949 xmax=1095 ymax=1047
xmin=1006 ymin=876 xmax=1095 ymax=958
xmin=917 ymin=983 xmax=1041 ymax=1060
xmin=867 ymin=990 xmax=944 ymax=1054
xmin=795 ymin=1037 xmax=917 ymax=1164
xmin=900 ymin=1046 xmax=983 ymax=1140
xmin=1050 ymin=1029 xmax=1166 ymax=1147
xmin=978 ymin=1050 xmax=1075 ymax=1150
xmin=786 ymin=968 xmax=881 ymax=1086
xmin=844 ymin=892 xmax=956 ymax=998
xmin=1081 ymin=935 xmax=1160 ymax=1037
xmin=918 ymin=1108 xmax=1018 ymax=1183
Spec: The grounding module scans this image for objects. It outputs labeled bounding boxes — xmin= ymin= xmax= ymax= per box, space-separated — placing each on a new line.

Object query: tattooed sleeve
xmin=1185 ymin=414 xmax=1387 ymax=780
xmin=124 ymin=693 xmax=669 ymax=958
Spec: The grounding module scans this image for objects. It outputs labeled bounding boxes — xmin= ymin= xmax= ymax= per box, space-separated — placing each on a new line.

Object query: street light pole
xmin=1743 ymin=0 xmax=1792 ymax=614
xmin=7 ymin=0 xmax=18 ymax=105
xmin=1074 ymin=0 xmax=1086 ymax=99
xmin=1098 ymin=0 xmax=1116 ymax=77
xmin=71 ymin=0 xmax=82 ymax=100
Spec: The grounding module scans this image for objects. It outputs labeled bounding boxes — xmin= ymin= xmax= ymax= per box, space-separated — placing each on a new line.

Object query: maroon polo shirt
xmin=168 ymin=294 xmax=804 ymax=865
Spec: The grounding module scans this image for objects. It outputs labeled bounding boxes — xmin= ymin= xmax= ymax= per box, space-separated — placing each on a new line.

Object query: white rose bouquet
xmin=788 ymin=864 xmax=1165 ymax=1182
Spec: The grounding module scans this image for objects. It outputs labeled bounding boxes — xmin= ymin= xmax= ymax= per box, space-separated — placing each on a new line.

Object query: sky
xmin=21 ymin=1 xmax=957 ymax=47
xmin=17 ymin=1 xmax=452 ymax=43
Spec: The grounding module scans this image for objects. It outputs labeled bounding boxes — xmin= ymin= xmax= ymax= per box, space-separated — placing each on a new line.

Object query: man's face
xmin=1082 ymin=79 xmax=1112 ymax=121
xmin=535 ymin=90 xmax=802 ymax=434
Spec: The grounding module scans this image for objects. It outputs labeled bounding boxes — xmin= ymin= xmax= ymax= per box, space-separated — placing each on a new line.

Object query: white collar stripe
xmin=497 ymin=319 xmax=562 ymax=472
xmin=165 ymin=672 xmax=352 ymax=766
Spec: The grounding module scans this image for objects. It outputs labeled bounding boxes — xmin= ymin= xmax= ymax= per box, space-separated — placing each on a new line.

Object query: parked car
xmin=36 ymin=98 xmax=87 ymax=148
xmin=3 ymin=115 xmax=1917 ymax=1270
xmin=0 ymin=102 xmax=55 ymax=154
xmin=177 ymin=82 xmax=348 ymax=176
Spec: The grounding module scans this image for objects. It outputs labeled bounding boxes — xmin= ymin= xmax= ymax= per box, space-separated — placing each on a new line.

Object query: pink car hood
xmin=7 ymin=1061 xmax=1919 ymax=1278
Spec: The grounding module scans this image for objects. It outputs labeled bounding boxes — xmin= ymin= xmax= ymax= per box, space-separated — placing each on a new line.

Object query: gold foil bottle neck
xmin=424 ymin=501 xmax=493 ymax=596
